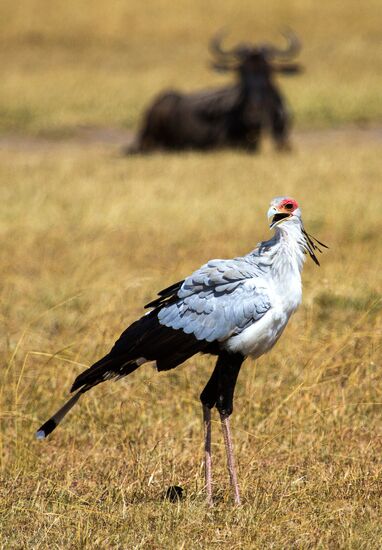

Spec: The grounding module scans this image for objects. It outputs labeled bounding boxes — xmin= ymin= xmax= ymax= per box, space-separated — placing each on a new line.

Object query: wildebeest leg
xmin=227 ymin=109 xmax=261 ymax=152
xmin=271 ymin=102 xmax=291 ymax=151
xmin=232 ymin=127 xmax=261 ymax=152
xmin=267 ymin=87 xmax=290 ymax=151
xmin=245 ymin=129 xmax=261 ymax=152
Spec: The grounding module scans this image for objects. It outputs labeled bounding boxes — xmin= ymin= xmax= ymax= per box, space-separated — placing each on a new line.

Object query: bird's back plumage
xmin=158 ymin=255 xmax=272 ymax=342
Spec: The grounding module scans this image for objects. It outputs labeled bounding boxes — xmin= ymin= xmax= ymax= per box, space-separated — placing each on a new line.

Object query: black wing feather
xmin=71 ymin=308 xmax=216 ymax=392
xmin=144 ymin=279 xmax=184 ymax=309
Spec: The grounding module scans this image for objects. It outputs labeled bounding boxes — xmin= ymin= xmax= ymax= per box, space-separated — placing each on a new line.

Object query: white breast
xmin=225 ymin=250 xmax=303 ymax=358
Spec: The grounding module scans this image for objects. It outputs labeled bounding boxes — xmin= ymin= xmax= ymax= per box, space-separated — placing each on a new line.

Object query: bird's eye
xmin=284 ymin=203 xmax=294 ymax=210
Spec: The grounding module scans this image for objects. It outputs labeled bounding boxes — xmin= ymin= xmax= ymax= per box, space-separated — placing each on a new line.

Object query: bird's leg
xmin=201 ymin=352 xmax=243 ymax=505
xmin=215 ymin=351 xmax=244 ymax=506
xmin=200 ymin=361 xmax=221 ymax=506
xmin=220 ymin=412 xmax=241 ymax=506
xmin=203 ymin=405 xmax=213 ymax=506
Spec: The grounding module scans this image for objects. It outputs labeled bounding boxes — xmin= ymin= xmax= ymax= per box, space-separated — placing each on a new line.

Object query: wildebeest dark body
xmin=127 ymin=31 xmax=302 ymax=153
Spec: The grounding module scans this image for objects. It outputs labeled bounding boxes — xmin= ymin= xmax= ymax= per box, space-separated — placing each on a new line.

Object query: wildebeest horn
xmin=209 ymin=29 xmax=237 ymax=58
xmin=267 ymin=29 xmax=301 ymax=58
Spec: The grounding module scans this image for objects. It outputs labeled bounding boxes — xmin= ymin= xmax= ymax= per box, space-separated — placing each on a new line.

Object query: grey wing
xmin=157 ymin=257 xmax=271 ymax=342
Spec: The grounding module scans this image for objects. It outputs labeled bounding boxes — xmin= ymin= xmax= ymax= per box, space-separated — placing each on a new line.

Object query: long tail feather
xmin=35 ymin=388 xmax=86 ymax=439
xmin=71 ymin=356 xmax=140 ymax=392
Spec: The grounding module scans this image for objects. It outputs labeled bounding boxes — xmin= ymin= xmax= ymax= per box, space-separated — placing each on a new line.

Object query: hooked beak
xmin=267 ymin=206 xmax=292 ymax=228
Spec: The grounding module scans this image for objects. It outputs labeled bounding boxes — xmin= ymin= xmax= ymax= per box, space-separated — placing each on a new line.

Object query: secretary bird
xmin=36 ymin=197 xmax=327 ymax=505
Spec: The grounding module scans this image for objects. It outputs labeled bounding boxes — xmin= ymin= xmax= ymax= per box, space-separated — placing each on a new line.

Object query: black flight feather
xmin=144 ymin=280 xmax=184 ymax=309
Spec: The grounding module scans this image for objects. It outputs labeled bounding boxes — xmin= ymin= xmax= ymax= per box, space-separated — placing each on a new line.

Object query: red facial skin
xmin=277 ymin=198 xmax=299 ymax=214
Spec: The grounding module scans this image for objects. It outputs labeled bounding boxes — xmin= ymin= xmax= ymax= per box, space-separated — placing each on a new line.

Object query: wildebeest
xmin=126 ymin=31 xmax=302 ymax=154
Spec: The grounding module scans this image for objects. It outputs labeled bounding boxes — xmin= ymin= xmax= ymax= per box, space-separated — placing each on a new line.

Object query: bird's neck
xmin=265 ymin=223 xmax=306 ymax=284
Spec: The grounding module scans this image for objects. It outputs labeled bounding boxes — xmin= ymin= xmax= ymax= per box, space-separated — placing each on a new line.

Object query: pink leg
xmin=220 ymin=413 xmax=241 ymax=506
xmin=203 ymin=405 xmax=213 ymax=506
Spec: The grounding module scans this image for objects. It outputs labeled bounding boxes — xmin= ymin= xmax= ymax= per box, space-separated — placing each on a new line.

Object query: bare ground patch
xmin=0 ymin=124 xmax=381 ymax=155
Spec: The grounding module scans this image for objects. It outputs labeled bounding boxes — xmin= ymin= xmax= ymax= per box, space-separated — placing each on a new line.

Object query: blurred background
xmin=1 ymin=0 xmax=381 ymax=134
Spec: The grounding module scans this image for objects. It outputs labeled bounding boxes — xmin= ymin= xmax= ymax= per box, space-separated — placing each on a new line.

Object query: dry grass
xmin=1 ymin=136 xmax=381 ymax=547
xmin=1 ymin=0 xmax=382 ymax=134
xmin=1 ymin=0 xmax=382 ymax=548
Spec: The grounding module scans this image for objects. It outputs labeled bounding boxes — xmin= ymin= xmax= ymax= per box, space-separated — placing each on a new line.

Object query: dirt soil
xmin=0 ymin=124 xmax=381 ymax=154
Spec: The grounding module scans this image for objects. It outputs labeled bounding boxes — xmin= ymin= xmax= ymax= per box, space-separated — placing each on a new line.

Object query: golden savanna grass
xmin=1 ymin=141 xmax=381 ymax=547
xmin=1 ymin=0 xmax=382 ymax=548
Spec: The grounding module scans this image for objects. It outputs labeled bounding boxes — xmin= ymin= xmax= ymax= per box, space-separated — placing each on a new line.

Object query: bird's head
xmin=267 ymin=196 xmax=328 ymax=265
xmin=267 ymin=196 xmax=301 ymax=229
